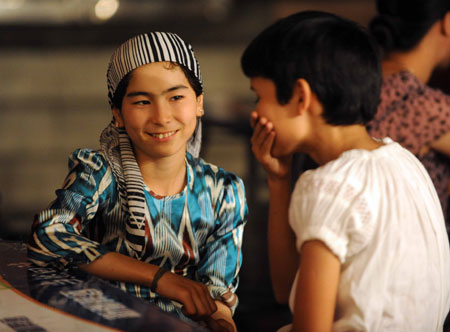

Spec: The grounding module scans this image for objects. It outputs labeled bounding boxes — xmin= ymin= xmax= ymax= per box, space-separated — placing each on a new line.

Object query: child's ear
xmin=196 ymin=94 xmax=204 ymax=117
xmin=295 ymin=78 xmax=312 ymax=114
xmin=112 ymin=108 xmax=124 ymax=128
xmin=443 ymin=11 xmax=450 ymax=37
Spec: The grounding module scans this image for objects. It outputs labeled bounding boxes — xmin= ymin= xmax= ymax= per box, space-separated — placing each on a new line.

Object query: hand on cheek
xmin=251 ymin=114 xmax=275 ymax=158
xmin=250 ymin=111 xmax=291 ymax=181
xmin=250 ymin=111 xmax=258 ymax=128
xmin=250 ymin=111 xmax=271 ymax=130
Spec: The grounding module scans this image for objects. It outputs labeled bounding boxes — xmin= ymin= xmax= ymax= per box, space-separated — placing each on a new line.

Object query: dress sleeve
xmin=27 ymin=149 xmax=114 ymax=269
xmin=416 ymin=87 xmax=450 ymax=147
xmin=289 ymin=173 xmax=376 ymax=264
xmin=196 ymin=174 xmax=248 ymax=315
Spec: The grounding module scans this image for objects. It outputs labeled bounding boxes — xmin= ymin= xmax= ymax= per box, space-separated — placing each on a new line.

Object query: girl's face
xmin=250 ymin=76 xmax=305 ymax=157
xmin=113 ymin=62 xmax=203 ymax=163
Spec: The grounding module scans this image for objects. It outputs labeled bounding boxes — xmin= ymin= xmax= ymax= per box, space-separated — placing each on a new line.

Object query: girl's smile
xmin=112 ymin=61 xmax=203 ymax=163
xmin=148 ymin=130 xmax=179 ymax=140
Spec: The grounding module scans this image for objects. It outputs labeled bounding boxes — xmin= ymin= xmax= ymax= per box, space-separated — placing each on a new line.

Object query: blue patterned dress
xmin=28 ymin=149 xmax=247 ymax=319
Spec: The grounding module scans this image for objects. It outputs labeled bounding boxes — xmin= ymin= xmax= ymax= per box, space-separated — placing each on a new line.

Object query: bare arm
xmin=79 ymin=252 xmax=218 ymax=322
xmin=292 ymin=240 xmax=340 ymax=332
xmin=267 ymin=177 xmax=300 ymax=303
xmin=250 ymin=111 xmax=300 ymax=303
xmin=79 ymin=251 xmax=157 ymax=285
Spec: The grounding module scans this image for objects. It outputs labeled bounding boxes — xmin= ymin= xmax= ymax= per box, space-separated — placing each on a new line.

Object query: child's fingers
xmin=183 ymin=283 xmax=217 ymax=320
xmin=251 ymin=124 xmax=275 ymax=162
xmin=250 ymin=122 xmax=264 ymax=145
xmin=199 ymin=283 xmax=217 ymax=314
xmin=250 ymin=111 xmax=258 ymax=128
xmin=259 ymin=130 xmax=275 ymax=157
xmin=251 ymin=116 xmax=270 ymax=143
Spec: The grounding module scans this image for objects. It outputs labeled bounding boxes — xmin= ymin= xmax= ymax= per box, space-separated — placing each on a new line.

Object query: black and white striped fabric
xmin=100 ymin=123 xmax=149 ymax=257
xmin=101 ymin=32 xmax=204 ymax=257
xmin=107 ymin=32 xmax=202 ymax=108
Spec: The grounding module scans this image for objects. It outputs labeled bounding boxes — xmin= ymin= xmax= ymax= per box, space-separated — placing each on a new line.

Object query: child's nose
xmin=151 ymin=103 xmax=172 ymax=124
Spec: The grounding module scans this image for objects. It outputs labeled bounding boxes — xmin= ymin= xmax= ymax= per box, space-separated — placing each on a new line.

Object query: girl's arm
xmin=79 ymin=252 xmax=218 ymax=322
xmin=267 ymin=177 xmax=300 ymax=303
xmin=292 ymin=240 xmax=340 ymax=332
xmin=28 ymin=150 xmax=220 ymax=326
xmin=250 ymin=111 xmax=299 ymax=303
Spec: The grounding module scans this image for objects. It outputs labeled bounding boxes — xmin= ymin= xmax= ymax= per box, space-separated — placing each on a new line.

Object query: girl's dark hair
xmin=370 ymin=0 xmax=450 ymax=52
xmin=111 ymin=63 xmax=203 ymax=110
xmin=241 ymin=10 xmax=382 ymax=125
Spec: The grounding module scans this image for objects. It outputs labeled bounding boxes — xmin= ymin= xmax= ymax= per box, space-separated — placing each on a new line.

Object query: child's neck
xmin=306 ymin=124 xmax=383 ymax=166
xmin=137 ymin=153 xmax=187 ymax=197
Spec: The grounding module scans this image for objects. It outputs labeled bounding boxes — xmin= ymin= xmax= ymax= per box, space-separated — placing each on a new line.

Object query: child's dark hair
xmin=241 ymin=11 xmax=382 ymax=125
xmin=370 ymin=0 xmax=450 ymax=52
xmin=112 ymin=63 xmax=203 ymax=110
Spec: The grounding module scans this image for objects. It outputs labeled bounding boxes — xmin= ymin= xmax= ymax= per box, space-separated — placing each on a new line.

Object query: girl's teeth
xmin=151 ymin=131 xmax=175 ymax=139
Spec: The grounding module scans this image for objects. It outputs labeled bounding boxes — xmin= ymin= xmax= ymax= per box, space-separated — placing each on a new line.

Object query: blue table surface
xmin=0 ymin=239 xmax=208 ymax=332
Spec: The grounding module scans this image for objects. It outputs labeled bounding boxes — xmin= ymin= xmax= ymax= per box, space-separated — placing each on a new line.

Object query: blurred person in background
xmin=368 ymin=0 xmax=450 ymax=229
xmin=27 ymin=32 xmax=247 ymax=332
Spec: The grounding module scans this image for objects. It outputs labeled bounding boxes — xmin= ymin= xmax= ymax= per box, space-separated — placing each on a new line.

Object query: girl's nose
xmin=151 ymin=103 xmax=172 ymax=124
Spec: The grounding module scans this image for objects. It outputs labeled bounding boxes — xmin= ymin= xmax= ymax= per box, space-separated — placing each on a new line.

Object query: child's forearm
xmin=267 ymin=177 xmax=300 ymax=304
xmin=78 ymin=251 xmax=157 ymax=286
xmin=79 ymin=252 xmax=219 ymax=321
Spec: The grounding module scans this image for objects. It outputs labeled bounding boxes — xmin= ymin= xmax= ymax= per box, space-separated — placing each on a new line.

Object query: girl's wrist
xmin=267 ymin=174 xmax=291 ymax=188
xmin=150 ymin=267 xmax=169 ymax=292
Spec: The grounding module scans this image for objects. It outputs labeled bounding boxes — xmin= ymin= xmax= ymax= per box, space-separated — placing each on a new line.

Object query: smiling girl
xmin=27 ymin=32 xmax=247 ymax=332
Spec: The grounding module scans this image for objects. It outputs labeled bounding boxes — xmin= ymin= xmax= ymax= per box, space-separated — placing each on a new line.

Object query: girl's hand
xmin=204 ymin=317 xmax=235 ymax=332
xmin=79 ymin=253 xmax=223 ymax=324
xmin=203 ymin=300 xmax=237 ymax=332
xmin=156 ymin=272 xmax=217 ymax=321
xmin=157 ymin=274 xmax=236 ymax=331
xmin=250 ymin=111 xmax=291 ymax=181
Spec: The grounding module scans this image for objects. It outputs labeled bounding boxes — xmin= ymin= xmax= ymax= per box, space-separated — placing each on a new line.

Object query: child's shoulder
xmin=296 ymin=140 xmax=409 ymax=195
xmin=68 ymin=148 xmax=109 ymax=173
xmin=187 ymin=153 xmax=244 ymax=184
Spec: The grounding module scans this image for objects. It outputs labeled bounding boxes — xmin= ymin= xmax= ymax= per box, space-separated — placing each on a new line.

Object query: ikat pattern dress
xmin=28 ymin=149 xmax=247 ymax=319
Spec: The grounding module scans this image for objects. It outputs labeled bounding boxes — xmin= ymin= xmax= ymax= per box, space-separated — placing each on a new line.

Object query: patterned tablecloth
xmin=0 ymin=240 xmax=207 ymax=332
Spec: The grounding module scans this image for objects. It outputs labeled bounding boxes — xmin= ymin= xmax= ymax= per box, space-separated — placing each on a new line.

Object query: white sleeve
xmin=289 ymin=173 xmax=376 ymax=263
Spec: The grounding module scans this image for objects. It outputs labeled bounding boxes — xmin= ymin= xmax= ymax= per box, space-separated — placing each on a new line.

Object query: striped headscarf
xmin=107 ymin=31 xmax=203 ymax=158
xmin=106 ymin=32 xmax=203 ymax=108
xmin=100 ymin=32 xmax=203 ymax=257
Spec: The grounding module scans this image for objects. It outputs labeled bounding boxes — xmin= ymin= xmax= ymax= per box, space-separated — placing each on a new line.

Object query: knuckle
xmin=179 ymin=289 xmax=191 ymax=300
xmin=185 ymin=307 xmax=196 ymax=316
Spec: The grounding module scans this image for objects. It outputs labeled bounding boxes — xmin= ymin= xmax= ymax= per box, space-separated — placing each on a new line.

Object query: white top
xmin=287 ymin=138 xmax=450 ymax=331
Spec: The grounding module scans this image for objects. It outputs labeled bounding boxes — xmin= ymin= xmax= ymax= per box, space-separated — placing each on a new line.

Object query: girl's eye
xmin=133 ymin=100 xmax=150 ymax=105
xmin=171 ymin=95 xmax=184 ymax=101
xmin=254 ymin=96 xmax=260 ymax=104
